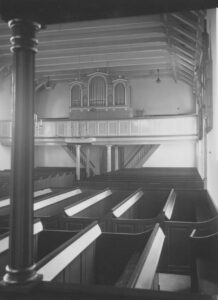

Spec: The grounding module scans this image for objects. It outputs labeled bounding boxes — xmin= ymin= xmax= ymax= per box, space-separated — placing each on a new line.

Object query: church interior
xmin=0 ymin=0 xmax=217 ymax=299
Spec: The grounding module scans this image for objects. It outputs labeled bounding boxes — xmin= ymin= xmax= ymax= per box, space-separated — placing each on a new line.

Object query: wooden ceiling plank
xmin=35 ymin=60 xmax=171 ymax=73
xmin=177 ymin=63 xmax=194 ymax=75
xmin=37 ymin=33 xmax=167 ymax=49
xmin=170 ymin=26 xmax=197 ymax=43
xmin=40 ymin=15 xmax=164 ymax=34
xmin=171 ymin=34 xmax=198 ymax=52
xmin=177 ymin=61 xmax=194 ymax=73
xmin=36 ymin=50 xmax=170 ymax=66
xmin=173 ymin=42 xmax=195 ymax=58
xmin=178 ymin=69 xmax=193 ymax=81
xmin=175 ymin=53 xmax=195 ymax=67
xmin=36 ymin=36 xmax=168 ymax=54
xmin=38 ymin=24 xmax=166 ymax=42
xmin=178 ymin=75 xmax=193 ymax=86
xmin=36 ymin=44 xmax=170 ymax=60
xmin=171 ymin=12 xmax=200 ymax=30
xmin=36 ymin=54 xmax=171 ymax=69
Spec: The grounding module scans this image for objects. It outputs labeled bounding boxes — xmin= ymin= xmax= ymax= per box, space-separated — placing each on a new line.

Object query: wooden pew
xmin=111 ymin=189 xmax=144 ymax=219
xmin=170 ymin=190 xmax=216 ymax=223
xmin=190 ymin=228 xmax=218 ymax=295
xmin=0 ymin=220 xmax=44 ymax=276
xmin=38 ymin=188 xmax=115 ymax=230
xmin=116 ymin=224 xmax=165 ymax=289
xmin=34 ymin=167 xmax=79 ymax=189
xmin=0 ymin=188 xmax=83 ymax=227
xmin=36 ymin=222 xmax=102 ymax=282
xmin=34 ymin=188 xmax=82 ymax=214
xmin=88 ymin=167 xmax=204 ymax=190
xmin=0 ymin=222 xmax=164 ymax=288
xmin=61 ymin=189 xmax=135 ymax=231
xmin=162 ymin=188 xmax=176 ymax=220
xmin=163 ymin=215 xmax=218 ymax=275
xmin=40 ymin=188 xmax=176 ymax=233
xmin=40 ymin=189 xmax=155 ymax=232
xmin=110 ymin=189 xmax=175 ymax=233
xmin=64 ymin=188 xmax=113 ymax=217
xmin=35 ymin=222 xmax=165 ymax=290
xmin=0 ymin=188 xmax=53 ymax=210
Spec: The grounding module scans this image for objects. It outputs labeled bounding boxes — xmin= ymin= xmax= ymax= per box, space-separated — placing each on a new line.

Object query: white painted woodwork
xmin=33 ymin=188 xmax=82 ymax=211
xmin=162 ymin=189 xmax=176 ymax=220
xmin=0 ymin=188 xmax=52 ymax=208
xmin=112 ymin=190 xmax=144 ymax=218
xmin=38 ymin=224 xmax=102 ymax=281
xmin=34 ymin=188 xmax=52 ymax=197
xmin=131 ymin=225 xmax=165 ymax=289
xmin=65 ymin=189 xmax=112 ymax=217
xmin=0 ymin=116 xmax=198 ymax=140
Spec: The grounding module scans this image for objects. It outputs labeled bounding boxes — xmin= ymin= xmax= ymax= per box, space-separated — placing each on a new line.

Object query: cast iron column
xmin=76 ymin=144 xmax=81 ymax=180
xmin=114 ymin=145 xmax=119 ymax=171
xmin=106 ymin=145 xmax=112 ymax=172
xmin=3 ymin=19 xmax=42 ymax=285
xmin=86 ymin=146 xmax=90 ymax=178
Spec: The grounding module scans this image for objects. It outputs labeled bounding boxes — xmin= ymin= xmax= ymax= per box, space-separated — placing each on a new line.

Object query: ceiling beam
xmin=0 ymin=0 xmax=217 ymax=25
xmin=162 ymin=14 xmax=178 ymax=82
xmin=171 ymin=12 xmax=200 ymax=30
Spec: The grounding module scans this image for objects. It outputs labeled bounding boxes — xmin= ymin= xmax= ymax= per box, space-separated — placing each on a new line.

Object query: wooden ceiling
xmin=0 ymin=10 xmax=206 ymax=88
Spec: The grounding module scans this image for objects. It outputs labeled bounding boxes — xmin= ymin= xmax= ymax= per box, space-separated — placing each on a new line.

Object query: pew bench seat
xmin=195 ymin=259 xmax=218 ymax=294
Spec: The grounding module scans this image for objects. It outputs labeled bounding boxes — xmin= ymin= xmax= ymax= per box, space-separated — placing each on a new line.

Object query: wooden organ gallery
xmin=0 ymin=0 xmax=217 ymax=300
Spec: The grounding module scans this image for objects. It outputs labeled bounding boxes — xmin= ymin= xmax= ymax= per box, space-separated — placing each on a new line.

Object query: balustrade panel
xmin=98 ymin=122 xmax=108 ymax=136
xmin=0 ymin=116 xmax=198 ymax=139
xmin=108 ymin=121 xmax=118 ymax=136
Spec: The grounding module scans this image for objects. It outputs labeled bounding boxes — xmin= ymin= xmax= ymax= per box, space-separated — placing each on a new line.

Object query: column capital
xmin=8 ymin=19 xmax=41 ymax=53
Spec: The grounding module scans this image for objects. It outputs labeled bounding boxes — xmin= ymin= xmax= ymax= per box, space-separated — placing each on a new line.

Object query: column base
xmin=1 ymin=265 xmax=42 ymax=287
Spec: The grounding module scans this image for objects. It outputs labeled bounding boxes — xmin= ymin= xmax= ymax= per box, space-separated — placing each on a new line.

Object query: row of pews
xmin=0 ymin=168 xmax=217 ymax=300
xmin=0 ymin=167 xmax=85 ymax=196
xmin=87 ymin=167 xmax=204 ymax=190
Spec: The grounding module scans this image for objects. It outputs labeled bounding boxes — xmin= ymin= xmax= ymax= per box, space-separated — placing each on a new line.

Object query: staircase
xmin=124 ymin=145 xmax=160 ymax=168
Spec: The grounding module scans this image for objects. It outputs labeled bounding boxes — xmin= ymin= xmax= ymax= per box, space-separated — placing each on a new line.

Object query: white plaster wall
xmin=206 ymin=9 xmax=218 ymax=208
xmin=34 ymin=145 xmax=103 ymax=174
xmin=36 ymin=82 xmax=70 ymax=118
xmin=0 ymin=76 xmax=12 ymax=120
xmin=34 ymin=146 xmax=75 ymax=167
xmin=143 ymin=141 xmax=196 ymax=168
xmin=0 ymin=144 xmax=11 ymax=170
xmin=36 ymin=77 xmax=195 ymax=118
xmin=129 ymin=77 xmax=194 ymax=115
